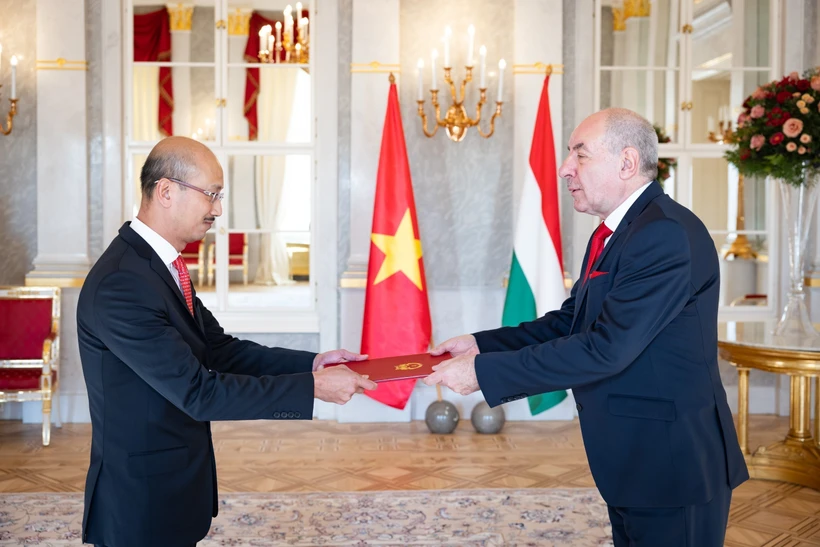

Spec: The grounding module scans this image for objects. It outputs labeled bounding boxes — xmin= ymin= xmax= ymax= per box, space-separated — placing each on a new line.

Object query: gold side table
xmin=718 ymin=322 xmax=820 ymax=490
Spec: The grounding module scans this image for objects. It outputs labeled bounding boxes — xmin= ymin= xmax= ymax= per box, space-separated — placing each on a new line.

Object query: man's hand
xmin=430 ymin=334 xmax=480 ymax=358
xmin=422 ymin=354 xmax=480 ymax=396
xmin=313 ymin=365 xmax=378 ymax=404
xmin=313 ymin=348 xmax=368 ymax=372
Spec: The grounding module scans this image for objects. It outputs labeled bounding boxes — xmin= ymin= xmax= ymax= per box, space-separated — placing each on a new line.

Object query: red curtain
xmin=244 ymin=10 xmax=308 ymax=141
xmin=134 ymin=8 xmax=174 ymax=137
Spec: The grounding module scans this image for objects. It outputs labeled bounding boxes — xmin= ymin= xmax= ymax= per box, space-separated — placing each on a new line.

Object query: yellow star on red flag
xmin=370 ymin=209 xmax=424 ymax=290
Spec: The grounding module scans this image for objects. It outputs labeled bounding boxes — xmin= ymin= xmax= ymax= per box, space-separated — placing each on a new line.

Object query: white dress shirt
xmin=602 ymin=181 xmax=653 ymax=245
xmin=130 ymin=217 xmax=183 ymax=292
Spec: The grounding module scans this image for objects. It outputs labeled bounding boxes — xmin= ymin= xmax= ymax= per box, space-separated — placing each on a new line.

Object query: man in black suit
xmin=424 ymin=108 xmax=748 ymax=546
xmin=78 ymin=136 xmax=377 ymax=547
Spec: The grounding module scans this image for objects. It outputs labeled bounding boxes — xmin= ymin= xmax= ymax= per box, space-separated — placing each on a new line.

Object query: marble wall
xmin=0 ymin=0 xmax=37 ymax=285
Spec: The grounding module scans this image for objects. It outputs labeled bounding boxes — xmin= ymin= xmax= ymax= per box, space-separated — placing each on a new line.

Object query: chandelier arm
xmin=477 ymin=102 xmax=502 ymax=139
xmin=458 ymin=67 xmax=473 ymax=104
xmin=417 ymin=100 xmax=440 ymax=138
xmin=0 ymin=99 xmax=17 ymax=136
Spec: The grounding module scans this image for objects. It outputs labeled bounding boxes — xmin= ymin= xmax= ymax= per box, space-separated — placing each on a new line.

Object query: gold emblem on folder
xmin=395 ymin=362 xmax=423 ymax=371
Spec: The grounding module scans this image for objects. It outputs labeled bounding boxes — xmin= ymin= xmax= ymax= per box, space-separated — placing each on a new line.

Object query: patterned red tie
xmin=172 ymin=256 xmax=194 ymax=315
xmin=583 ymin=223 xmax=613 ymax=283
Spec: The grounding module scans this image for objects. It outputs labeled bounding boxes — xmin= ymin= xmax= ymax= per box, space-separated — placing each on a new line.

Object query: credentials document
xmin=327 ymin=352 xmax=453 ymax=383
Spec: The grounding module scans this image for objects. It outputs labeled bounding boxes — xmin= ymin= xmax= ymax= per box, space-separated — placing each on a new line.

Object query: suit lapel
xmin=570 ymin=181 xmax=665 ymax=333
xmin=119 ymin=222 xmax=204 ymax=334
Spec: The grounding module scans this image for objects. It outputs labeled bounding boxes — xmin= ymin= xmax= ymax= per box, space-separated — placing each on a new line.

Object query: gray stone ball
xmin=425 ymin=400 xmax=459 ymax=434
xmin=470 ymin=401 xmax=506 ymax=434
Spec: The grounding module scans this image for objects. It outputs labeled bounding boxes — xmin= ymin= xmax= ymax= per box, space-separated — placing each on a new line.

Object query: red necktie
xmin=583 ymin=223 xmax=613 ymax=283
xmin=172 ymin=256 xmax=194 ymax=315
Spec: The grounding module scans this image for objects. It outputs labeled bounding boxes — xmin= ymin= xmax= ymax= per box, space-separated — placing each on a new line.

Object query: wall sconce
xmin=0 ymin=44 xmax=19 ymax=136
xmin=707 ymin=105 xmax=733 ymax=144
xmin=416 ymin=25 xmax=505 ymax=142
xmin=257 ymin=3 xmax=309 ymax=64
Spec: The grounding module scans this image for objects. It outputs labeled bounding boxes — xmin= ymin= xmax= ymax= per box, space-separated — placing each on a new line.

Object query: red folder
xmin=327 ymin=352 xmax=452 ymax=383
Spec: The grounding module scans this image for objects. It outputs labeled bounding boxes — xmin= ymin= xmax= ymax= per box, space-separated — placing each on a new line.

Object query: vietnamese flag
xmin=361 ymin=77 xmax=432 ymax=410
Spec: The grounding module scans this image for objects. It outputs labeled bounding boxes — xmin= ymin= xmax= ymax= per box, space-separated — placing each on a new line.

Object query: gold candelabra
xmin=417 ymin=66 xmax=502 ymax=142
xmin=707 ymin=125 xmax=757 ymax=260
xmin=257 ymin=6 xmax=310 ymax=65
xmin=707 ymin=119 xmax=733 ymax=145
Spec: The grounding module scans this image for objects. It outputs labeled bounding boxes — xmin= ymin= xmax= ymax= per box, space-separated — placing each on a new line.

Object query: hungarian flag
xmin=361 ymin=77 xmax=432 ymax=410
xmin=502 ymin=74 xmax=567 ymax=415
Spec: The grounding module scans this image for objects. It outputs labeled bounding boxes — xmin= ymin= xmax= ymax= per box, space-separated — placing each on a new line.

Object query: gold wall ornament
xmin=512 ymin=62 xmax=563 ymax=75
xmin=167 ymin=4 xmax=194 ymax=32
xmin=35 ymin=58 xmax=88 ymax=71
xmin=0 ymin=96 xmax=17 ymax=136
xmin=0 ymin=52 xmax=20 ymax=136
xmin=228 ymin=9 xmax=252 ymax=37
xmin=350 ymin=61 xmax=401 ymax=73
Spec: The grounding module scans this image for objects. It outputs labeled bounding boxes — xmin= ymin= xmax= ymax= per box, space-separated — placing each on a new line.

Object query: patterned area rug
xmin=0 ymin=488 xmax=613 ymax=546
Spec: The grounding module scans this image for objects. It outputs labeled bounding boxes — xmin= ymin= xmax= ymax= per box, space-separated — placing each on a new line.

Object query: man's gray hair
xmin=601 ymin=108 xmax=658 ymax=180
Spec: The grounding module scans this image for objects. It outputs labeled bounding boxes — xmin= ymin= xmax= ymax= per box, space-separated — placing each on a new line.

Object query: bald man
xmin=77 ymin=137 xmax=376 ymax=547
xmin=424 ymin=109 xmax=747 ymax=546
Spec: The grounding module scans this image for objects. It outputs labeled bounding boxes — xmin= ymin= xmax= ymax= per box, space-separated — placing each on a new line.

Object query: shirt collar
xmin=603 ymin=181 xmax=653 ymax=234
xmin=130 ymin=217 xmax=180 ymax=266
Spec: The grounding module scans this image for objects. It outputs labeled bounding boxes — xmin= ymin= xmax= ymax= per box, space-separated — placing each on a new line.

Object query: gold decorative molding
xmin=167 ymin=4 xmax=194 ymax=32
xmin=512 ymin=62 xmax=564 ymax=75
xmin=340 ymin=277 xmax=367 ymax=289
xmin=24 ymin=276 xmax=85 ymax=288
xmin=804 ymin=276 xmax=820 ymax=288
xmin=613 ymin=7 xmax=626 ymax=31
xmin=36 ymin=58 xmax=88 ymax=71
xmin=623 ymin=0 xmax=650 ymax=18
xmin=228 ymin=9 xmax=252 ymax=36
xmin=350 ymin=62 xmax=401 ymax=74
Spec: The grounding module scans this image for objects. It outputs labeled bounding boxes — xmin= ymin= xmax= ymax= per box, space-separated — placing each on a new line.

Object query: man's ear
xmin=155 ymin=178 xmax=174 ymax=209
xmin=620 ymin=147 xmax=641 ymax=180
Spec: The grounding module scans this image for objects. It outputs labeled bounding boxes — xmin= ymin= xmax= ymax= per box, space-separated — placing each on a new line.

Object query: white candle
xmin=497 ymin=59 xmax=506 ymax=102
xmin=302 ymin=18 xmax=309 ymax=44
xmin=479 ymin=45 xmax=486 ymax=88
xmin=275 ymin=21 xmax=282 ymax=45
xmin=466 ymin=25 xmax=475 ymax=67
xmin=707 ymin=115 xmax=715 ymax=133
xmin=268 ymin=35 xmax=274 ymax=54
xmin=431 ymin=49 xmax=438 ymax=90
xmin=443 ymin=26 xmax=451 ymax=67
xmin=417 ymin=59 xmax=424 ymax=101
xmin=10 ymin=55 xmax=17 ymax=99
xmin=295 ymin=2 xmax=302 ymax=22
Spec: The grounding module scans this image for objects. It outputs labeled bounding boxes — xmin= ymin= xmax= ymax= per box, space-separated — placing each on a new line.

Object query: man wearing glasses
xmin=77 ymin=136 xmax=377 ymax=547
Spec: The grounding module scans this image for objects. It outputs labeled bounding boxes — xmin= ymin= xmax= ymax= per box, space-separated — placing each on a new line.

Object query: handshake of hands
xmin=311 ymin=334 xmax=482 ymax=405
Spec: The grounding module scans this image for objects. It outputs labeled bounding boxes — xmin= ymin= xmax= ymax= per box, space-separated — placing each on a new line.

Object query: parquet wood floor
xmin=0 ymin=415 xmax=816 ymax=545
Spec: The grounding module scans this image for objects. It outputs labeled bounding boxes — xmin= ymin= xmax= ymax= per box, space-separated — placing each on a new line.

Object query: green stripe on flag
xmin=502 ymin=252 xmax=567 ymax=416
xmin=502 ymin=253 xmax=536 ymax=328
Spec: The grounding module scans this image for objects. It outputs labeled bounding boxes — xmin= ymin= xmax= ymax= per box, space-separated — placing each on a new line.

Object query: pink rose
xmin=782 ymin=118 xmax=804 ymax=138
xmin=811 ymin=76 xmax=820 ymax=91
xmin=750 ymin=105 xmax=765 ymax=118
xmin=737 ymin=113 xmax=748 ymax=127
xmin=751 ymin=87 xmax=767 ymax=100
xmin=789 ymin=71 xmax=800 ymax=82
xmin=786 ymin=142 xmax=798 ymax=152
xmin=750 ymin=134 xmax=766 ymax=150
xmin=799 ymin=146 xmax=807 ymax=155
xmin=801 ymin=134 xmax=812 ymax=144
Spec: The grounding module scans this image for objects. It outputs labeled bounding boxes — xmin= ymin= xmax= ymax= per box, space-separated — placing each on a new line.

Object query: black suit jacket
xmin=474 ymin=182 xmax=748 ymax=507
xmin=77 ymin=223 xmax=316 ymax=547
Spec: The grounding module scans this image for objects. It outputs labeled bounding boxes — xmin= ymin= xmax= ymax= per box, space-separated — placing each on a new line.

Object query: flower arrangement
xmin=725 ymin=68 xmax=820 ymax=186
xmin=654 ymin=125 xmax=676 ymax=183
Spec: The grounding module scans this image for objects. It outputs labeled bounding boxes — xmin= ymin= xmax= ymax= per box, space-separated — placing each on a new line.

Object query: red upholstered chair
xmin=180 ymin=238 xmax=205 ymax=286
xmin=207 ymin=233 xmax=249 ymax=286
xmin=0 ymin=287 xmax=61 ymax=446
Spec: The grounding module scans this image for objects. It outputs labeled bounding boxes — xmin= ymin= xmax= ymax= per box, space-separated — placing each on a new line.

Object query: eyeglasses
xmin=157 ymin=177 xmax=224 ymax=204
